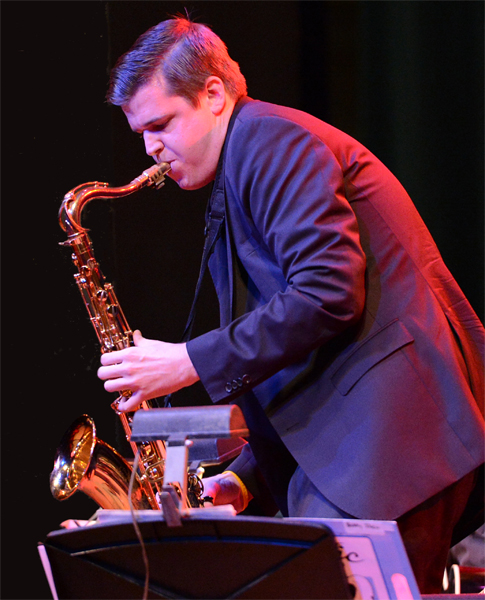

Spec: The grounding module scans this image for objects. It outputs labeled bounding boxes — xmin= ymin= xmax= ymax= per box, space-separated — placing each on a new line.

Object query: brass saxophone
xmin=50 ymin=163 xmax=203 ymax=511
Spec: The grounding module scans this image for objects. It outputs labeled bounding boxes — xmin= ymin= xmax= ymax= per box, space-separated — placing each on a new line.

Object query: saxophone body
xmin=50 ymin=163 xmax=202 ymax=510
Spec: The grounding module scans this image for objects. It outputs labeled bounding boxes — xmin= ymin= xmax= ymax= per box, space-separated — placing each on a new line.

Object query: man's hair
xmin=107 ymin=15 xmax=247 ymax=107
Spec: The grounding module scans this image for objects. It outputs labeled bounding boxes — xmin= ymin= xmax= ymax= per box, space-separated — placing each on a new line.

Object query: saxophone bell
xmin=50 ymin=414 xmax=152 ymax=510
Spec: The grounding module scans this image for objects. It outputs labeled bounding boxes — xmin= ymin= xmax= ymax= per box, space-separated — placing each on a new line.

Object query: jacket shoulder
xmin=232 ymin=99 xmax=367 ymax=157
xmin=236 ymin=99 xmax=326 ymax=130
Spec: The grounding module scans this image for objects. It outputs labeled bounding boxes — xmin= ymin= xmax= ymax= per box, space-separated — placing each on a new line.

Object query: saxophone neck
xmin=58 ymin=182 xmax=109 ymax=236
xmin=58 ymin=162 xmax=171 ymax=237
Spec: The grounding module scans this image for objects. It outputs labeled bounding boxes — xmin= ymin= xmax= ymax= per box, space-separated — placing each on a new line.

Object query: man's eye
xmin=137 ymin=121 xmax=169 ymax=139
xmin=153 ymin=122 xmax=168 ymax=132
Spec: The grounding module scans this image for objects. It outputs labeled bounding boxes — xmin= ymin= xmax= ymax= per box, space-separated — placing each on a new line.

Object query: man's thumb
xmin=132 ymin=329 xmax=145 ymax=346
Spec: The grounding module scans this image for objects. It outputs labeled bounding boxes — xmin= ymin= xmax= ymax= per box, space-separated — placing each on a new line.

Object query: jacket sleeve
xmin=225 ymin=443 xmax=280 ymax=516
xmin=187 ymin=113 xmax=366 ymax=403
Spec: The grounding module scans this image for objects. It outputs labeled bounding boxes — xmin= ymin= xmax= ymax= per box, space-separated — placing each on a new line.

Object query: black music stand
xmin=40 ymin=405 xmax=352 ymax=598
xmin=40 ymin=514 xmax=352 ymax=599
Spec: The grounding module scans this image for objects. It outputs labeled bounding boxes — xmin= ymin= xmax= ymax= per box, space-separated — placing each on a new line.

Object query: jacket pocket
xmin=331 ymin=319 xmax=414 ymax=395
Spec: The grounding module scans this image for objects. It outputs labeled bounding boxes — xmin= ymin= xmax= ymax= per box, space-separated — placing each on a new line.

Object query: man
xmin=98 ymin=16 xmax=485 ymax=593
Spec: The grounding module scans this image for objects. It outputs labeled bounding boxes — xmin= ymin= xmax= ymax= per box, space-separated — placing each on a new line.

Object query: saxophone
xmin=50 ymin=163 xmax=203 ymax=511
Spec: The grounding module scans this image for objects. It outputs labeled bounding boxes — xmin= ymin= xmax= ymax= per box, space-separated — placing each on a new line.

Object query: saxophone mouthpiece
xmin=143 ymin=162 xmax=171 ymax=190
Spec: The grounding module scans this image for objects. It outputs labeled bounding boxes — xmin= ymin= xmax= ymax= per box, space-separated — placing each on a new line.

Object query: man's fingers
xmin=103 ymin=378 xmax=125 ymax=394
xmin=100 ymin=351 xmax=125 ymax=366
xmin=116 ymin=391 xmax=142 ymax=412
xmin=97 ymin=364 xmax=123 ymax=381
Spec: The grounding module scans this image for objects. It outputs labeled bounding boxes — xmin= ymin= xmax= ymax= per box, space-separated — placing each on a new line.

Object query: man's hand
xmin=97 ymin=330 xmax=199 ymax=412
xmin=201 ymin=471 xmax=252 ymax=513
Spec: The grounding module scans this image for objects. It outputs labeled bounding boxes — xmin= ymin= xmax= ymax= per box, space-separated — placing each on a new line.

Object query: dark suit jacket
xmin=187 ymin=97 xmax=485 ymax=520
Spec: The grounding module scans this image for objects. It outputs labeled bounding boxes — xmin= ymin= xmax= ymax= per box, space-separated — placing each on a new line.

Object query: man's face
xmin=123 ymin=75 xmax=225 ymax=190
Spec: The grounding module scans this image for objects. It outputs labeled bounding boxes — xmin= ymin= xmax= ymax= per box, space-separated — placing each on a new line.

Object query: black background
xmin=2 ymin=2 xmax=483 ymax=598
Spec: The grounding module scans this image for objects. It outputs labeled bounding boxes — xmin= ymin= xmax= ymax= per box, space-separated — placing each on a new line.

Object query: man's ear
xmin=205 ymin=76 xmax=227 ymax=116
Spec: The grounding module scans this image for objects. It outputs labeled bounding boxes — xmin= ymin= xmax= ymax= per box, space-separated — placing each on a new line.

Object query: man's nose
xmin=143 ymin=131 xmax=164 ymax=158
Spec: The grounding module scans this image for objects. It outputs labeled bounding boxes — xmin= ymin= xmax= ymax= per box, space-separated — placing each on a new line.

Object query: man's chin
xmin=178 ymin=179 xmax=210 ymax=191
xmin=169 ymin=171 xmax=188 ymax=189
xmin=169 ymin=171 xmax=213 ymax=191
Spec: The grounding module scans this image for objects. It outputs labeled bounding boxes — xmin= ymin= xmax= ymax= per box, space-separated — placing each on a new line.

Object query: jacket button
xmin=242 ymin=374 xmax=251 ymax=385
xmin=225 ymin=383 xmax=232 ymax=393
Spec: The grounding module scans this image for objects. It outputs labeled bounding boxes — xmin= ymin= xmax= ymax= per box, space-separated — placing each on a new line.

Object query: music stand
xmin=40 ymin=405 xmax=351 ymax=598
xmin=40 ymin=514 xmax=352 ymax=599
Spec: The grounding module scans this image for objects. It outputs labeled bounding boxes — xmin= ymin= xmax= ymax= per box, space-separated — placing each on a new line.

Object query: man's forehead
xmin=123 ymin=76 xmax=167 ymax=111
xmin=122 ymin=77 xmax=177 ymax=128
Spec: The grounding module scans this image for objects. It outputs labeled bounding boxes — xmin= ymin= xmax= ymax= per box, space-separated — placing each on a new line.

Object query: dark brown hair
xmin=107 ymin=16 xmax=247 ymax=107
